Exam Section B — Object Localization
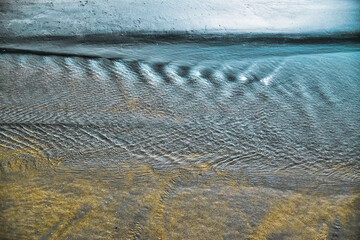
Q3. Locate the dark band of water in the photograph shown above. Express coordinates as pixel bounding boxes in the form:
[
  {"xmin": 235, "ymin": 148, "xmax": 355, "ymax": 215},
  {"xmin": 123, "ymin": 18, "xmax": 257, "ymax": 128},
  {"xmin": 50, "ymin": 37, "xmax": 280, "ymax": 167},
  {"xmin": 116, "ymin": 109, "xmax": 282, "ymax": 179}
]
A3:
[
  {"xmin": 2, "ymin": 32, "xmax": 360, "ymax": 44},
  {"xmin": 1, "ymin": 33, "xmax": 360, "ymax": 62}
]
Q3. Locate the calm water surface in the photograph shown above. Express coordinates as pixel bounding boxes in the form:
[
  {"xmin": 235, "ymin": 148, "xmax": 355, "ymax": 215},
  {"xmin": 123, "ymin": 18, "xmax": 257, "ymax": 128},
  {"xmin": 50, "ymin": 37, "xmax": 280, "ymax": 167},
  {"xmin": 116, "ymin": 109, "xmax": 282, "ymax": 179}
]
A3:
[{"xmin": 0, "ymin": 36, "xmax": 359, "ymax": 239}]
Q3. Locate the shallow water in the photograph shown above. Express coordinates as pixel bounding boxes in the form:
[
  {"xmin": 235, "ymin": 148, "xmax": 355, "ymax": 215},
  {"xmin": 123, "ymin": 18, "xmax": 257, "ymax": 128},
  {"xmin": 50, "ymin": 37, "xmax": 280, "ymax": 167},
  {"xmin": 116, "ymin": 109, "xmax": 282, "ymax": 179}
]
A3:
[{"xmin": 0, "ymin": 38, "xmax": 360, "ymax": 239}]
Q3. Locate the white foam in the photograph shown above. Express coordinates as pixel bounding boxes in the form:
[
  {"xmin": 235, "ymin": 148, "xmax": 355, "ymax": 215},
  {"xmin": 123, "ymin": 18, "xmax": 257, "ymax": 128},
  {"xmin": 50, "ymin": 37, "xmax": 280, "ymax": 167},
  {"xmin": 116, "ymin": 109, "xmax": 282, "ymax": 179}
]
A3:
[
  {"xmin": 139, "ymin": 62, "xmax": 162, "ymax": 85},
  {"xmin": 261, "ymin": 62, "xmax": 285, "ymax": 86},
  {"xmin": 164, "ymin": 64, "xmax": 185, "ymax": 85}
]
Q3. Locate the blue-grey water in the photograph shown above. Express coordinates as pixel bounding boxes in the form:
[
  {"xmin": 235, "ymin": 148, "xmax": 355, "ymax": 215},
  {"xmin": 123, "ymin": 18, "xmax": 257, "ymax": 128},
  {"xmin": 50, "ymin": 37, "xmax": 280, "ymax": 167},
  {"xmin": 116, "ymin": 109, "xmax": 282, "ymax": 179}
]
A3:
[{"xmin": 1, "ymin": 35, "xmax": 359, "ymax": 239}]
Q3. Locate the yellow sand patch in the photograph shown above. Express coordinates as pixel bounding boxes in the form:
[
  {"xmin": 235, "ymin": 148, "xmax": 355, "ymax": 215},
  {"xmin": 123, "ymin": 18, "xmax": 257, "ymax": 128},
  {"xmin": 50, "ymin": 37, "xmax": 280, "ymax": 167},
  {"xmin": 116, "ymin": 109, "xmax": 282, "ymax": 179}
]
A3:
[
  {"xmin": 0, "ymin": 172, "xmax": 117, "ymax": 239},
  {"xmin": 0, "ymin": 151, "xmax": 358, "ymax": 239},
  {"xmin": 250, "ymin": 192, "xmax": 358, "ymax": 240}
]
